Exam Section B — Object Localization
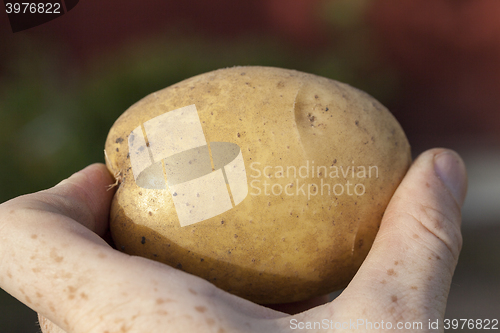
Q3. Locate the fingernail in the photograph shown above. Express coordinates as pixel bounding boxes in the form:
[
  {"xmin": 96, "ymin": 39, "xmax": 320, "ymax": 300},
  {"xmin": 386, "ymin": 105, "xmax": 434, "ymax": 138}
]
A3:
[{"xmin": 434, "ymin": 150, "xmax": 467, "ymax": 207}]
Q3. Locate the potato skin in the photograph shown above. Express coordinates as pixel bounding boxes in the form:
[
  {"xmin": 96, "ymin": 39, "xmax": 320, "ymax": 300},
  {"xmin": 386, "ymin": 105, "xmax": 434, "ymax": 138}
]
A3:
[{"xmin": 105, "ymin": 66, "xmax": 411, "ymax": 304}]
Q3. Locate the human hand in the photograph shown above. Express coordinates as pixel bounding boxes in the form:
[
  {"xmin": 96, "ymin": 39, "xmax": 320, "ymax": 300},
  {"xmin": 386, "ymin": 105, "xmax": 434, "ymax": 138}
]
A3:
[{"xmin": 0, "ymin": 148, "xmax": 466, "ymax": 333}]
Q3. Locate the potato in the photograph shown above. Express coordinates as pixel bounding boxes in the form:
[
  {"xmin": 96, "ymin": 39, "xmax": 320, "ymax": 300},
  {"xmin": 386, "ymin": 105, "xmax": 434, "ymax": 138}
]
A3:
[{"xmin": 104, "ymin": 66, "xmax": 411, "ymax": 304}]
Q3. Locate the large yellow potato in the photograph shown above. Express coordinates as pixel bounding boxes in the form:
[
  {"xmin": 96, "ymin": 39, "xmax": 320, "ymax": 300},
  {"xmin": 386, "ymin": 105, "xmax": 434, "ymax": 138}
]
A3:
[{"xmin": 104, "ymin": 66, "xmax": 411, "ymax": 304}]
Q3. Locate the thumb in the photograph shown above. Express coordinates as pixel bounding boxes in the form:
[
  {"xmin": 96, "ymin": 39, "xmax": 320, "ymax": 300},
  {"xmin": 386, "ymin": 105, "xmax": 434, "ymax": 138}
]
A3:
[
  {"xmin": 26, "ymin": 163, "xmax": 116, "ymax": 236},
  {"xmin": 0, "ymin": 164, "xmax": 117, "ymax": 332},
  {"xmin": 54, "ymin": 163, "xmax": 116, "ymax": 235},
  {"xmin": 335, "ymin": 148, "xmax": 467, "ymax": 323}
]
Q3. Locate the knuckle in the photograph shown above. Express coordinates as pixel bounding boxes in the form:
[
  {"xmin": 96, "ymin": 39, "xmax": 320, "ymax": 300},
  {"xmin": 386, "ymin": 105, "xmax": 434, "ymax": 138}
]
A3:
[{"xmin": 408, "ymin": 202, "xmax": 463, "ymax": 261}]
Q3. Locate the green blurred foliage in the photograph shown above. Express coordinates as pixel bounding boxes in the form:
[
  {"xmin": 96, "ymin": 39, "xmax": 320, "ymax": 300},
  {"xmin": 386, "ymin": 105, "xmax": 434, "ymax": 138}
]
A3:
[{"xmin": 0, "ymin": 0, "xmax": 397, "ymax": 204}]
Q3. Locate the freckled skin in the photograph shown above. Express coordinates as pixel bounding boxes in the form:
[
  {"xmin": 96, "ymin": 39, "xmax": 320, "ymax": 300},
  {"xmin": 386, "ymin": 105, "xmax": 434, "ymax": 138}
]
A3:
[
  {"xmin": 156, "ymin": 298, "xmax": 174, "ymax": 305},
  {"xmin": 0, "ymin": 146, "xmax": 465, "ymax": 332},
  {"xmin": 195, "ymin": 306, "xmax": 207, "ymax": 313},
  {"xmin": 50, "ymin": 248, "xmax": 64, "ymax": 263}
]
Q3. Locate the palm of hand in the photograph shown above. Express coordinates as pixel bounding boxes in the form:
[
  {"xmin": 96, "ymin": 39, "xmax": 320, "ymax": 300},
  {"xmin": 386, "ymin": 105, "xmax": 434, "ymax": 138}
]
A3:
[{"xmin": 0, "ymin": 148, "xmax": 466, "ymax": 333}]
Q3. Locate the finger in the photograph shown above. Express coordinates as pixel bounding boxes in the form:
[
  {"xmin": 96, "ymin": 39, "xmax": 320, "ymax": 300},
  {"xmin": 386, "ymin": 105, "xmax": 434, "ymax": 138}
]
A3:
[
  {"xmin": 38, "ymin": 314, "xmax": 67, "ymax": 333},
  {"xmin": 325, "ymin": 148, "xmax": 467, "ymax": 323},
  {"xmin": 39, "ymin": 163, "xmax": 116, "ymax": 236},
  {"xmin": 0, "ymin": 164, "xmax": 116, "ymax": 331}
]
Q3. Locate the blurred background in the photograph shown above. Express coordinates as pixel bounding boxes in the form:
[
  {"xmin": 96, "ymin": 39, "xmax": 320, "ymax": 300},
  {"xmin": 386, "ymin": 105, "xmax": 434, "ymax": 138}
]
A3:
[{"xmin": 1, "ymin": 0, "xmax": 499, "ymax": 331}]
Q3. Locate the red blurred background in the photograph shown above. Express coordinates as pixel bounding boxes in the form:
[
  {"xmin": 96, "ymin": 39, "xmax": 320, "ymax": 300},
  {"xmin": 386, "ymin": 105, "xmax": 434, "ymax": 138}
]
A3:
[{"xmin": 3, "ymin": 0, "xmax": 500, "ymax": 144}]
